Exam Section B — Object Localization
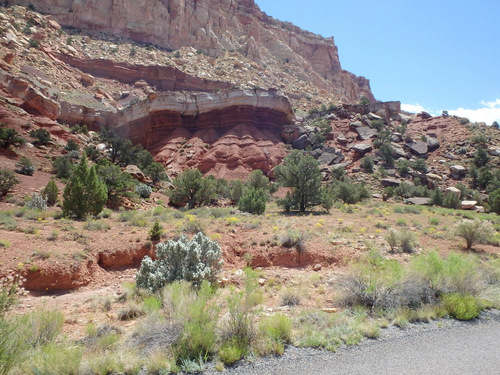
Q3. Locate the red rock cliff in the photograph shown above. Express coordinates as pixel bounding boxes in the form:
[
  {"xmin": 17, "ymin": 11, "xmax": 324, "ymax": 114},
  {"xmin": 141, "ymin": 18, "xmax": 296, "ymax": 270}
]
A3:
[{"xmin": 10, "ymin": 0, "xmax": 374, "ymax": 104}]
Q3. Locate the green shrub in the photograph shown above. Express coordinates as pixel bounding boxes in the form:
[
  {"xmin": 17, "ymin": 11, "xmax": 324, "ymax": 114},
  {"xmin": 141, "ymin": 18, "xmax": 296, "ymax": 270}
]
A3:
[
  {"xmin": 168, "ymin": 169, "xmax": 214, "ymax": 209},
  {"xmin": 84, "ymin": 145, "xmax": 100, "ymax": 161},
  {"xmin": 238, "ymin": 188, "xmax": 266, "ymax": 214},
  {"xmin": 219, "ymin": 269, "xmax": 259, "ymax": 365},
  {"xmin": 149, "ymin": 219, "xmax": 163, "ymax": 241},
  {"xmin": 145, "ymin": 162, "xmax": 169, "ymax": 186},
  {"xmin": 454, "ymin": 219, "xmax": 494, "ymax": 250},
  {"xmin": 20, "ymin": 342, "xmax": 83, "ymax": 375},
  {"xmin": 52, "ymin": 156, "xmax": 73, "ymax": 179},
  {"xmin": 64, "ymin": 139, "xmax": 79, "ymax": 152},
  {"xmin": 275, "ymin": 150, "xmax": 332, "ymax": 212},
  {"xmin": 164, "ymin": 282, "xmax": 219, "ymax": 362},
  {"xmin": 97, "ymin": 160, "xmax": 135, "ymax": 203},
  {"xmin": 0, "ymin": 127, "xmax": 23, "ymax": 148},
  {"xmin": 332, "ymin": 179, "xmax": 369, "ymax": 204},
  {"xmin": 229, "ymin": 179, "xmax": 245, "ymax": 203},
  {"xmin": 42, "ymin": 180, "xmax": 59, "ymax": 206},
  {"xmin": 429, "ymin": 188, "xmax": 444, "ymax": 206},
  {"xmin": 135, "ymin": 183, "xmax": 152, "ymax": 198},
  {"xmin": 29, "ymin": 129, "xmax": 51, "ymax": 145},
  {"xmin": 0, "ymin": 169, "xmax": 19, "ymax": 197},
  {"xmin": 378, "ymin": 144, "xmax": 394, "ymax": 167},
  {"xmin": 489, "ymin": 188, "xmax": 500, "ymax": 214},
  {"xmin": 396, "ymin": 160, "xmax": 410, "ymax": 175},
  {"xmin": 25, "ymin": 193, "xmax": 47, "ymax": 211},
  {"xmin": 412, "ymin": 158, "xmax": 428, "ymax": 173},
  {"xmin": 280, "ymin": 228, "xmax": 306, "ymax": 253},
  {"xmin": 63, "ymin": 154, "xmax": 108, "ymax": 219},
  {"xmin": 18, "ymin": 308, "xmax": 64, "ymax": 348},
  {"xmin": 443, "ymin": 293, "xmax": 480, "ymax": 320},
  {"xmin": 245, "ymin": 169, "xmax": 271, "ymax": 193},
  {"xmin": 360, "ymin": 156, "xmax": 374, "ymax": 173},
  {"xmin": 258, "ymin": 313, "xmax": 292, "ymax": 353},
  {"xmin": 443, "ymin": 192, "xmax": 460, "ymax": 209},
  {"xmin": 136, "ymin": 232, "xmax": 223, "ymax": 292},
  {"xmin": 15, "ymin": 158, "xmax": 35, "ymax": 176}
]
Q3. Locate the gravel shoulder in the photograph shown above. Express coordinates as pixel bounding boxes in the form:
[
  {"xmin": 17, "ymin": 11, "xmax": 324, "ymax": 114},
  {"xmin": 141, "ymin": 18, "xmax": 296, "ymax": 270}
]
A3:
[{"xmin": 205, "ymin": 310, "xmax": 500, "ymax": 375}]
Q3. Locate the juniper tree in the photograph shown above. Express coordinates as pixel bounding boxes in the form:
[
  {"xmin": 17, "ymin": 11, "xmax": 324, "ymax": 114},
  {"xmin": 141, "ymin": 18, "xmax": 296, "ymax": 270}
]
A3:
[{"xmin": 63, "ymin": 154, "xmax": 107, "ymax": 218}]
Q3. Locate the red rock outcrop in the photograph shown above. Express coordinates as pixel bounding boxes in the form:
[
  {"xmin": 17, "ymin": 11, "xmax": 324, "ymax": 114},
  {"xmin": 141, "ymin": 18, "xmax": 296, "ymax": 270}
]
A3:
[
  {"xmin": 0, "ymin": 68, "xmax": 60, "ymax": 119},
  {"xmin": 10, "ymin": 0, "xmax": 374, "ymax": 104},
  {"xmin": 59, "ymin": 54, "xmax": 233, "ymax": 92},
  {"xmin": 115, "ymin": 89, "xmax": 294, "ymax": 179}
]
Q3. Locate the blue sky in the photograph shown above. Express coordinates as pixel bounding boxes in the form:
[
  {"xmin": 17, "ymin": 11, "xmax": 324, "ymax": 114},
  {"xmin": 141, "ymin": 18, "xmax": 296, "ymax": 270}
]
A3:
[{"xmin": 254, "ymin": 0, "xmax": 500, "ymax": 124}]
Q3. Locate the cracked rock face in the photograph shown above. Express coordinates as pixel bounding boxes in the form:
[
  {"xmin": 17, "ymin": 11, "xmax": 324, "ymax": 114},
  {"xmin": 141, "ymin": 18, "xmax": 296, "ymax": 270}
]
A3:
[{"xmin": 9, "ymin": 0, "xmax": 374, "ymax": 104}]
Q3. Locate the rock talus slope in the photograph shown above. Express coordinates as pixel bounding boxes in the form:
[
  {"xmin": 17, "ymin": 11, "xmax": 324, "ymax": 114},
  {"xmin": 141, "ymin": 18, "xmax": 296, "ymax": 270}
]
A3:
[{"xmin": 10, "ymin": 0, "xmax": 374, "ymax": 103}]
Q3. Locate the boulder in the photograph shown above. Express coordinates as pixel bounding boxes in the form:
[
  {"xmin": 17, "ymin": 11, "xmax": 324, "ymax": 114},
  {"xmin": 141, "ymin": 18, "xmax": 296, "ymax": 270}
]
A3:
[
  {"xmin": 349, "ymin": 121, "xmax": 363, "ymax": 129},
  {"xmin": 352, "ymin": 143, "xmax": 372, "ymax": 155},
  {"xmin": 292, "ymin": 134, "xmax": 309, "ymax": 150},
  {"xmin": 445, "ymin": 186, "xmax": 461, "ymax": 198},
  {"xmin": 406, "ymin": 141, "xmax": 428, "ymax": 157},
  {"xmin": 426, "ymin": 173, "xmax": 442, "ymax": 181},
  {"xmin": 381, "ymin": 178, "xmax": 401, "ymax": 187},
  {"xmin": 391, "ymin": 143, "xmax": 407, "ymax": 158},
  {"xmin": 124, "ymin": 165, "xmax": 146, "ymax": 181},
  {"xmin": 407, "ymin": 197, "xmax": 431, "ymax": 206},
  {"xmin": 461, "ymin": 201, "xmax": 477, "ymax": 210},
  {"xmin": 450, "ymin": 165, "xmax": 466, "ymax": 180},
  {"xmin": 336, "ymin": 133, "xmax": 348, "ymax": 144},
  {"xmin": 488, "ymin": 147, "xmax": 500, "ymax": 156},
  {"xmin": 390, "ymin": 132, "xmax": 403, "ymax": 142},
  {"xmin": 318, "ymin": 151, "xmax": 344, "ymax": 166},
  {"xmin": 356, "ymin": 126, "xmax": 377, "ymax": 140},
  {"xmin": 426, "ymin": 137, "xmax": 440, "ymax": 151}
]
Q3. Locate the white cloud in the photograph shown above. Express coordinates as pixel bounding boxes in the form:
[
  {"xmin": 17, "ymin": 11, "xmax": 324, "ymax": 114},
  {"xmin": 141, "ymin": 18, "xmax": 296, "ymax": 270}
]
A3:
[
  {"xmin": 402, "ymin": 99, "xmax": 500, "ymax": 125},
  {"xmin": 448, "ymin": 99, "xmax": 500, "ymax": 125},
  {"xmin": 401, "ymin": 103, "xmax": 437, "ymax": 116}
]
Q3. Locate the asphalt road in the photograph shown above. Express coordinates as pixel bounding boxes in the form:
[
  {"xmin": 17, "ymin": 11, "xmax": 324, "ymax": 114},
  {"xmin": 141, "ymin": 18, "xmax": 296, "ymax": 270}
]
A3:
[{"xmin": 209, "ymin": 310, "xmax": 500, "ymax": 375}]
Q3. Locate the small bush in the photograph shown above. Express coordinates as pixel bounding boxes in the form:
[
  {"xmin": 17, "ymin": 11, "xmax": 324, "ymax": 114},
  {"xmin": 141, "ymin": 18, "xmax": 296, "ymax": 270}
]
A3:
[
  {"xmin": 53, "ymin": 156, "xmax": 74, "ymax": 179},
  {"xmin": 454, "ymin": 219, "xmax": 494, "ymax": 250},
  {"xmin": 386, "ymin": 229, "xmax": 417, "ymax": 253},
  {"xmin": 149, "ymin": 219, "xmax": 163, "ymax": 241},
  {"xmin": 360, "ymin": 156, "xmax": 374, "ymax": 173},
  {"xmin": 25, "ymin": 193, "xmax": 48, "ymax": 211},
  {"xmin": 29, "ymin": 129, "xmax": 51, "ymax": 145},
  {"xmin": 0, "ymin": 127, "xmax": 24, "ymax": 148},
  {"xmin": 332, "ymin": 180, "xmax": 369, "ymax": 204},
  {"xmin": 136, "ymin": 233, "xmax": 223, "ymax": 292},
  {"xmin": 18, "ymin": 308, "xmax": 64, "ymax": 348},
  {"xmin": 15, "ymin": 158, "xmax": 35, "ymax": 176},
  {"xmin": 280, "ymin": 288, "xmax": 301, "ymax": 306},
  {"xmin": 64, "ymin": 139, "xmax": 79, "ymax": 152},
  {"xmin": 443, "ymin": 293, "xmax": 480, "ymax": 320},
  {"xmin": 258, "ymin": 313, "xmax": 292, "ymax": 353},
  {"xmin": 42, "ymin": 180, "xmax": 59, "ymax": 206},
  {"xmin": 135, "ymin": 183, "xmax": 152, "ymax": 198},
  {"xmin": 280, "ymin": 228, "xmax": 306, "ymax": 253},
  {"xmin": 238, "ymin": 188, "xmax": 266, "ymax": 214},
  {"xmin": 0, "ymin": 169, "xmax": 19, "ymax": 197},
  {"xmin": 443, "ymin": 192, "xmax": 460, "ymax": 209}
]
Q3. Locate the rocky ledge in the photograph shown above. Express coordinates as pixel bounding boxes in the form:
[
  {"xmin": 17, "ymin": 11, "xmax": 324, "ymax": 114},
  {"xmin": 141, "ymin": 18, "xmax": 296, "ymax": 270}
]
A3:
[{"xmin": 114, "ymin": 89, "xmax": 294, "ymax": 179}]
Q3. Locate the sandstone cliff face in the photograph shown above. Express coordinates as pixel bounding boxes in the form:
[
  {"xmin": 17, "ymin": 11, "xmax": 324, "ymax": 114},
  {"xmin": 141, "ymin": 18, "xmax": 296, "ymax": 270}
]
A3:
[
  {"xmin": 115, "ymin": 89, "xmax": 293, "ymax": 179},
  {"xmin": 12, "ymin": 0, "xmax": 374, "ymax": 104}
]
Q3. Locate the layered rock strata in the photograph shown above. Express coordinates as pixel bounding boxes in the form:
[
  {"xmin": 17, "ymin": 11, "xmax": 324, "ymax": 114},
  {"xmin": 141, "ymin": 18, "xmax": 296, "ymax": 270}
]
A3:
[
  {"xmin": 9, "ymin": 0, "xmax": 374, "ymax": 103},
  {"xmin": 59, "ymin": 55, "xmax": 233, "ymax": 92},
  {"xmin": 114, "ymin": 89, "xmax": 294, "ymax": 179}
]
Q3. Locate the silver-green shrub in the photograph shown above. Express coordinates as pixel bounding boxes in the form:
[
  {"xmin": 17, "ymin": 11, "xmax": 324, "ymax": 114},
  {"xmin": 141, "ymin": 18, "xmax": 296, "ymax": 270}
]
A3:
[
  {"xmin": 25, "ymin": 193, "xmax": 47, "ymax": 211},
  {"xmin": 135, "ymin": 183, "xmax": 152, "ymax": 198},
  {"xmin": 136, "ymin": 232, "xmax": 223, "ymax": 292}
]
